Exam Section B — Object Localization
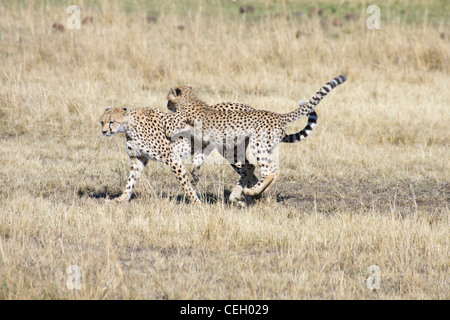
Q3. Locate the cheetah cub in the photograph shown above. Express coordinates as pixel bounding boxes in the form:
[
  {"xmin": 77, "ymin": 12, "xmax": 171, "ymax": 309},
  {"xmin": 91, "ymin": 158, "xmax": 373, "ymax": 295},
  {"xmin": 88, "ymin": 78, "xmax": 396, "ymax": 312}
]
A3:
[{"xmin": 166, "ymin": 75, "xmax": 347, "ymax": 200}]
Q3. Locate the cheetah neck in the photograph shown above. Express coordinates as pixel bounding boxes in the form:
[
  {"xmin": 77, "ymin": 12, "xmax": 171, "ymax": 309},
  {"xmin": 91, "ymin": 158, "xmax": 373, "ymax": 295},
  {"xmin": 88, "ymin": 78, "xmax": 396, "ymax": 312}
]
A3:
[
  {"xmin": 177, "ymin": 95, "xmax": 210, "ymax": 121},
  {"xmin": 183, "ymin": 95, "xmax": 208, "ymax": 108}
]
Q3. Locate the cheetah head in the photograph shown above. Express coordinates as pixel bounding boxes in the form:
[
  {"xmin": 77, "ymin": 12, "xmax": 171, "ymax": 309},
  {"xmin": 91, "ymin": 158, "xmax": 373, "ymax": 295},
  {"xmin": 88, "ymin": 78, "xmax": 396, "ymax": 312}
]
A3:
[
  {"xmin": 99, "ymin": 107, "xmax": 129, "ymax": 136},
  {"xmin": 167, "ymin": 85, "xmax": 198, "ymax": 112}
]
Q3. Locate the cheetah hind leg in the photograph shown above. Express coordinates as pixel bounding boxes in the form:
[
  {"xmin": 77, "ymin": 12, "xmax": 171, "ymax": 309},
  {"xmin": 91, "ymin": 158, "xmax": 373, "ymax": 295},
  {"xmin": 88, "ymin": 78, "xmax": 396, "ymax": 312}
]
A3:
[
  {"xmin": 229, "ymin": 163, "xmax": 258, "ymax": 204},
  {"xmin": 243, "ymin": 161, "xmax": 279, "ymax": 198},
  {"xmin": 190, "ymin": 145, "xmax": 215, "ymax": 186},
  {"xmin": 262, "ymin": 170, "xmax": 280, "ymax": 194},
  {"xmin": 241, "ymin": 168, "xmax": 260, "ymax": 205},
  {"xmin": 238, "ymin": 171, "xmax": 279, "ymax": 206},
  {"xmin": 242, "ymin": 172, "xmax": 277, "ymax": 197}
]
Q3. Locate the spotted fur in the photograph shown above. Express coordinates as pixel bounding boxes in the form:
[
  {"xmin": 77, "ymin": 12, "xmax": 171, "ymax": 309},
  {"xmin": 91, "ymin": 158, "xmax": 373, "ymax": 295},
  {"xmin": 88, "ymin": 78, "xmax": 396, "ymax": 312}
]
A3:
[
  {"xmin": 166, "ymin": 75, "xmax": 347, "ymax": 201},
  {"xmin": 99, "ymin": 107, "xmax": 202, "ymax": 205},
  {"xmin": 173, "ymin": 100, "xmax": 319, "ymax": 188}
]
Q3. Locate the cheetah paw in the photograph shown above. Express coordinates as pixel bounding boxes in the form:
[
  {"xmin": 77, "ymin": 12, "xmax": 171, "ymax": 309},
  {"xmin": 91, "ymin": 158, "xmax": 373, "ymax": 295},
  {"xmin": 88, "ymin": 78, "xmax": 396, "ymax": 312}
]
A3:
[
  {"xmin": 229, "ymin": 186, "xmax": 243, "ymax": 202},
  {"xmin": 243, "ymin": 187, "xmax": 259, "ymax": 197}
]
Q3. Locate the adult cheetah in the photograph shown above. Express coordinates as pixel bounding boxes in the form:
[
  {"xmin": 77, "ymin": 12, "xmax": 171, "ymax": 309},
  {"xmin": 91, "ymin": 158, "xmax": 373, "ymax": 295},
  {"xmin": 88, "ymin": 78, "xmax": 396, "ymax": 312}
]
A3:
[
  {"xmin": 166, "ymin": 75, "xmax": 347, "ymax": 200},
  {"xmin": 99, "ymin": 107, "xmax": 203, "ymax": 205},
  {"xmin": 180, "ymin": 101, "xmax": 320, "ymax": 191},
  {"xmin": 171, "ymin": 100, "xmax": 320, "ymax": 204}
]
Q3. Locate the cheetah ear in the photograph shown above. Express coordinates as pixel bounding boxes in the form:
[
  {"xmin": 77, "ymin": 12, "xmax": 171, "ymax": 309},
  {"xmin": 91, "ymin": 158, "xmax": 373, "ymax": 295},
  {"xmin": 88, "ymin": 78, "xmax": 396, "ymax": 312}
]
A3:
[
  {"xmin": 169, "ymin": 87, "xmax": 175, "ymax": 95},
  {"xmin": 105, "ymin": 106, "xmax": 112, "ymax": 111},
  {"xmin": 186, "ymin": 84, "xmax": 192, "ymax": 89}
]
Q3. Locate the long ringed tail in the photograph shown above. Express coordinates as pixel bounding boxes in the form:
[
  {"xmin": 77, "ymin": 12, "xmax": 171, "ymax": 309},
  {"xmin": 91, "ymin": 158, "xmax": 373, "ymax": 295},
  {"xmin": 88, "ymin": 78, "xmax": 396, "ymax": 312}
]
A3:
[
  {"xmin": 281, "ymin": 75, "xmax": 347, "ymax": 124},
  {"xmin": 282, "ymin": 109, "xmax": 318, "ymax": 143}
]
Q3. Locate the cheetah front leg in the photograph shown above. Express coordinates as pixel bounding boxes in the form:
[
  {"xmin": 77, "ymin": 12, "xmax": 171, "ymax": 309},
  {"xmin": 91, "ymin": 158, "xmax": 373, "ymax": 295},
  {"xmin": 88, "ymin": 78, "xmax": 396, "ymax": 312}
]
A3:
[
  {"xmin": 112, "ymin": 156, "xmax": 147, "ymax": 203},
  {"xmin": 165, "ymin": 155, "xmax": 202, "ymax": 206}
]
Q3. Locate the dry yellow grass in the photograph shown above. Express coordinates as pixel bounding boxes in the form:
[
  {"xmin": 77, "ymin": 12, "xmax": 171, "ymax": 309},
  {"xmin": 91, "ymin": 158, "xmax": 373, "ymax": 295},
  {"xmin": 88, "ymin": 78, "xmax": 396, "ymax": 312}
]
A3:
[{"xmin": 0, "ymin": 0, "xmax": 448, "ymax": 299}]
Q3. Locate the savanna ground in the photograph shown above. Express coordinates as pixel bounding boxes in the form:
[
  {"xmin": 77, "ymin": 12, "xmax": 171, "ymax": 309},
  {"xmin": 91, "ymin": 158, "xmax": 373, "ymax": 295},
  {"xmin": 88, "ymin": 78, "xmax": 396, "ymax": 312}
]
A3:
[{"xmin": 0, "ymin": 0, "xmax": 448, "ymax": 300}]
